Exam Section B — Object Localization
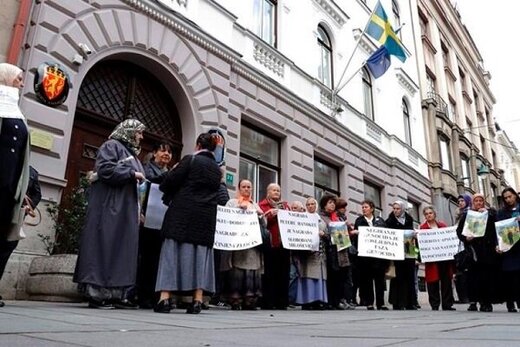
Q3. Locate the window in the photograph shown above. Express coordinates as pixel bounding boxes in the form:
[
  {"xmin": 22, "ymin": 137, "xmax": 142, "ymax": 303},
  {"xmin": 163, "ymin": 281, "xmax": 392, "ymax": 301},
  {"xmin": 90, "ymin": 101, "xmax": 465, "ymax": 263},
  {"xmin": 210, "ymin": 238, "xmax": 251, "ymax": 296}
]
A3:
[
  {"xmin": 448, "ymin": 99, "xmax": 456, "ymax": 122},
  {"xmin": 441, "ymin": 41, "xmax": 450, "ymax": 67},
  {"xmin": 408, "ymin": 201, "xmax": 420, "ymax": 228},
  {"xmin": 317, "ymin": 25, "xmax": 333, "ymax": 88},
  {"xmin": 364, "ymin": 181, "xmax": 382, "ymax": 217},
  {"xmin": 426, "ymin": 73, "xmax": 436, "ymax": 94},
  {"xmin": 392, "ymin": 0, "xmax": 401, "ymax": 39},
  {"xmin": 439, "ymin": 135, "xmax": 452, "ymax": 171},
  {"xmin": 239, "ymin": 124, "xmax": 280, "ymax": 201},
  {"xmin": 458, "ymin": 67, "xmax": 467, "ymax": 91},
  {"xmin": 402, "ymin": 98, "xmax": 412, "ymax": 146},
  {"xmin": 254, "ymin": 0, "xmax": 276, "ymax": 46},
  {"xmin": 418, "ymin": 10, "xmax": 429, "ymax": 38},
  {"xmin": 362, "ymin": 68, "xmax": 374, "ymax": 121},
  {"xmin": 314, "ymin": 158, "xmax": 340, "ymax": 201},
  {"xmin": 460, "ymin": 154, "xmax": 471, "ymax": 187}
]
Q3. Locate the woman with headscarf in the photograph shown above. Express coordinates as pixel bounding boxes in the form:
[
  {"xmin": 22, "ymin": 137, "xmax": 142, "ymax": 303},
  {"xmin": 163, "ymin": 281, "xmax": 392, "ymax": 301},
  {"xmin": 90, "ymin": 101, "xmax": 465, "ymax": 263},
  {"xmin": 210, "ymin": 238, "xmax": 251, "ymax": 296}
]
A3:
[
  {"xmin": 74, "ymin": 119, "xmax": 146, "ymax": 309},
  {"xmin": 456, "ymin": 193, "xmax": 499, "ymax": 312},
  {"xmin": 419, "ymin": 206, "xmax": 455, "ymax": 310},
  {"xmin": 496, "ymin": 187, "xmax": 520, "ymax": 312},
  {"xmin": 258, "ymin": 183, "xmax": 290, "ymax": 310},
  {"xmin": 219, "ymin": 179, "xmax": 264, "ymax": 310},
  {"xmin": 386, "ymin": 200, "xmax": 417, "ymax": 310},
  {"xmin": 154, "ymin": 133, "xmax": 222, "ymax": 314}
]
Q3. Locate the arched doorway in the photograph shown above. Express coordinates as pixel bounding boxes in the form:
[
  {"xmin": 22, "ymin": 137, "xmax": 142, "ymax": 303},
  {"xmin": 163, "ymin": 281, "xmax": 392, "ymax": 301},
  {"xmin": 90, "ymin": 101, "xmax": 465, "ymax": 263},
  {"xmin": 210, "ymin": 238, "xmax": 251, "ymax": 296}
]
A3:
[{"xmin": 64, "ymin": 60, "xmax": 183, "ymax": 197}]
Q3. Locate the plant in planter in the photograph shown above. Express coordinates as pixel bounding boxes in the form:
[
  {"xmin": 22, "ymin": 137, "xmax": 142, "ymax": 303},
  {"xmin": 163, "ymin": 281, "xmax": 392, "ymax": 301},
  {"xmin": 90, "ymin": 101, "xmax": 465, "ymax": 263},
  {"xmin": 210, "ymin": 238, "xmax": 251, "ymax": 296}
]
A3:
[{"xmin": 26, "ymin": 178, "xmax": 89, "ymax": 302}]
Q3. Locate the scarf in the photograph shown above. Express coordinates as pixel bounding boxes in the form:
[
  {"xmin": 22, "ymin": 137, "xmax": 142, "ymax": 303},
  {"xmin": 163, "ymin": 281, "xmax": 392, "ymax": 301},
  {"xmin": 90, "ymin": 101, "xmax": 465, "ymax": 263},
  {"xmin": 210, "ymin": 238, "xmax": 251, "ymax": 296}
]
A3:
[
  {"xmin": 393, "ymin": 200, "xmax": 407, "ymax": 225},
  {"xmin": 109, "ymin": 118, "xmax": 146, "ymax": 155},
  {"xmin": 0, "ymin": 85, "xmax": 24, "ymax": 120},
  {"xmin": 0, "ymin": 63, "xmax": 22, "ymax": 87}
]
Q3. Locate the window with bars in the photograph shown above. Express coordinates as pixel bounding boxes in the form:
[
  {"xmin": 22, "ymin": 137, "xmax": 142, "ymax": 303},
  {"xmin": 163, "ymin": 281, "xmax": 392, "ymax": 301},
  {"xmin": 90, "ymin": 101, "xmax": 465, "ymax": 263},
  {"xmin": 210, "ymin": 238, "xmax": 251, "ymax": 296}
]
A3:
[{"xmin": 314, "ymin": 158, "xmax": 340, "ymax": 202}]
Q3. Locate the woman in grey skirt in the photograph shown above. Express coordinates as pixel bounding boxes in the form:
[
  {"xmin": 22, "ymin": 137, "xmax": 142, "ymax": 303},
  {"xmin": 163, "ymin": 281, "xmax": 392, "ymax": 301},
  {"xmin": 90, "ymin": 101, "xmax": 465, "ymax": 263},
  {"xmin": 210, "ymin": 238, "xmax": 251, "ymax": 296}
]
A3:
[{"xmin": 155, "ymin": 133, "xmax": 222, "ymax": 314}]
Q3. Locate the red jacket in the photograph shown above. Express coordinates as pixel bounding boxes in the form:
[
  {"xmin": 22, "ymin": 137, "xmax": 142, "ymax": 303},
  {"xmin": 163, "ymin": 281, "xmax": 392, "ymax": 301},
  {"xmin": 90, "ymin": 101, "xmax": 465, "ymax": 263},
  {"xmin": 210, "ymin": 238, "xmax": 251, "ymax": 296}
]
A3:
[
  {"xmin": 419, "ymin": 220, "xmax": 455, "ymax": 283},
  {"xmin": 258, "ymin": 199, "xmax": 290, "ymax": 248}
]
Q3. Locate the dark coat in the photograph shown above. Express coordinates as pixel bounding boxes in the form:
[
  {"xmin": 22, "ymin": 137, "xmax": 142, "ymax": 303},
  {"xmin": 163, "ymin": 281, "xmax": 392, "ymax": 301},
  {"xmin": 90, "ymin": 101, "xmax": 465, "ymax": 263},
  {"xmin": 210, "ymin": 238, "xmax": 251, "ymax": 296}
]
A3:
[
  {"xmin": 456, "ymin": 209, "xmax": 499, "ymax": 265},
  {"xmin": 385, "ymin": 212, "xmax": 414, "ymax": 230},
  {"xmin": 496, "ymin": 205, "xmax": 520, "ymax": 271},
  {"xmin": 74, "ymin": 139, "xmax": 144, "ymax": 288},
  {"xmin": 160, "ymin": 151, "xmax": 221, "ymax": 247},
  {"xmin": 143, "ymin": 160, "xmax": 168, "ymax": 184}
]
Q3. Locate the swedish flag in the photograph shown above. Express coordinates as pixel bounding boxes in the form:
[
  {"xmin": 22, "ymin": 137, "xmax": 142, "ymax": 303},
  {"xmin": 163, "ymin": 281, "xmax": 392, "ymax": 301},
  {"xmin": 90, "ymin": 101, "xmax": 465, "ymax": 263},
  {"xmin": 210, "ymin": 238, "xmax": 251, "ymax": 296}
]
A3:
[{"xmin": 366, "ymin": 1, "xmax": 407, "ymax": 62}]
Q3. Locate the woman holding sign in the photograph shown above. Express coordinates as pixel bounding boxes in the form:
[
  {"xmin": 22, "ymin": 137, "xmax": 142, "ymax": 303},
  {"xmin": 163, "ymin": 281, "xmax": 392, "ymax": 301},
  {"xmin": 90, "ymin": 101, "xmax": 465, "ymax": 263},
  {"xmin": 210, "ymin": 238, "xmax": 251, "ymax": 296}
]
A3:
[
  {"xmin": 220, "ymin": 179, "xmax": 264, "ymax": 310},
  {"xmin": 456, "ymin": 193, "xmax": 499, "ymax": 312},
  {"xmin": 386, "ymin": 201, "xmax": 416, "ymax": 310},
  {"xmin": 419, "ymin": 206, "xmax": 455, "ymax": 311},
  {"xmin": 496, "ymin": 188, "xmax": 520, "ymax": 312},
  {"xmin": 258, "ymin": 183, "xmax": 290, "ymax": 310}
]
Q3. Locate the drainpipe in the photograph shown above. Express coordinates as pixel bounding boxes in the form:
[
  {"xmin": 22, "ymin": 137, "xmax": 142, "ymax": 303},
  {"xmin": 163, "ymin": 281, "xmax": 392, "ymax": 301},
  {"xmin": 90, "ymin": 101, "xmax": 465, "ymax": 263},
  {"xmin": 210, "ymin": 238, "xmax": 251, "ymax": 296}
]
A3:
[{"xmin": 6, "ymin": 0, "xmax": 32, "ymax": 64}]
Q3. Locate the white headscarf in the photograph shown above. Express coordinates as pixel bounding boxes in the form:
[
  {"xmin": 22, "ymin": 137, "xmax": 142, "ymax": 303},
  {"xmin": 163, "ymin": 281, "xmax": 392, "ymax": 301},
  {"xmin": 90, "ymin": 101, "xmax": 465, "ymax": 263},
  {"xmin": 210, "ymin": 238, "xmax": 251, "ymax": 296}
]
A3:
[
  {"xmin": 393, "ymin": 200, "xmax": 407, "ymax": 225},
  {"xmin": 0, "ymin": 63, "xmax": 24, "ymax": 120},
  {"xmin": 0, "ymin": 63, "xmax": 22, "ymax": 87}
]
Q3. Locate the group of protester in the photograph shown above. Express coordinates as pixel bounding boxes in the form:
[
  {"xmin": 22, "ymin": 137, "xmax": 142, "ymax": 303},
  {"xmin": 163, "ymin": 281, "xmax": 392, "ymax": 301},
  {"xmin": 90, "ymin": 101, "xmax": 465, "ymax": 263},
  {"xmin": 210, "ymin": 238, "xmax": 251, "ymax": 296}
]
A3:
[{"xmin": 1, "ymin": 62, "xmax": 519, "ymax": 314}]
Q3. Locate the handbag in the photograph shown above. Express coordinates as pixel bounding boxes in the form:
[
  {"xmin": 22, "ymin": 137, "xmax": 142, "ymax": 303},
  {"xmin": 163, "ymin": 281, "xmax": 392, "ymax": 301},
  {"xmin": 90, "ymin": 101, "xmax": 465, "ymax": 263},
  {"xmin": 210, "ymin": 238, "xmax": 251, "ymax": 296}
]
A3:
[
  {"xmin": 454, "ymin": 242, "xmax": 475, "ymax": 271},
  {"xmin": 258, "ymin": 219, "xmax": 271, "ymax": 251},
  {"xmin": 385, "ymin": 261, "xmax": 396, "ymax": 279}
]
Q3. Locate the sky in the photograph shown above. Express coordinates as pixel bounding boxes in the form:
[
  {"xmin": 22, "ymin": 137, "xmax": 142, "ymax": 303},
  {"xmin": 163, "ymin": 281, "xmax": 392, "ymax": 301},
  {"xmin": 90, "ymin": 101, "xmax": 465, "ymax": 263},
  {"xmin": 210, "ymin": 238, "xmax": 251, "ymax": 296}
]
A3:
[{"xmin": 454, "ymin": 1, "xmax": 520, "ymax": 147}]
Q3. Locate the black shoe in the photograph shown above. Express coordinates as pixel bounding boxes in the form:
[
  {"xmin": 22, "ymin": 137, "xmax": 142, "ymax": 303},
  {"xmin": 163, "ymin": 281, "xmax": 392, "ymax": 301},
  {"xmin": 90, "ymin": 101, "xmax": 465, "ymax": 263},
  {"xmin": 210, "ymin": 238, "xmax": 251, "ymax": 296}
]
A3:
[
  {"xmin": 467, "ymin": 303, "xmax": 478, "ymax": 311},
  {"xmin": 432, "ymin": 306, "xmax": 439, "ymax": 311},
  {"xmin": 442, "ymin": 306, "xmax": 456, "ymax": 311},
  {"xmin": 231, "ymin": 303, "xmax": 242, "ymax": 311},
  {"xmin": 367, "ymin": 305, "xmax": 375, "ymax": 310},
  {"xmin": 301, "ymin": 304, "xmax": 314, "ymax": 310},
  {"xmin": 187, "ymin": 300, "xmax": 202, "ymax": 314},
  {"xmin": 242, "ymin": 304, "xmax": 258, "ymax": 311},
  {"xmin": 393, "ymin": 305, "xmax": 404, "ymax": 310},
  {"xmin": 88, "ymin": 299, "xmax": 115, "ymax": 310},
  {"xmin": 113, "ymin": 299, "xmax": 138, "ymax": 309},
  {"xmin": 201, "ymin": 302, "xmax": 210, "ymax": 310},
  {"xmin": 377, "ymin": 306, "xmax": 389, "ymax": 311},
  {"xmin": 154, "ymin": 299, "xmax": 172, "ymax": 313},
  {"xmin": 405, "ymin": 306, "xmax": 418, "ymax": 310},
  {"xmin": 479, "ymin": 305, "xmax": 493, "ymax": 312},
  {"xmin": 508, "ymin": 307, "xmax": 518, "ymax": 313},
  {"xmin": 0, "ymin": 300, "xmax": 5, "ymax": 308}
]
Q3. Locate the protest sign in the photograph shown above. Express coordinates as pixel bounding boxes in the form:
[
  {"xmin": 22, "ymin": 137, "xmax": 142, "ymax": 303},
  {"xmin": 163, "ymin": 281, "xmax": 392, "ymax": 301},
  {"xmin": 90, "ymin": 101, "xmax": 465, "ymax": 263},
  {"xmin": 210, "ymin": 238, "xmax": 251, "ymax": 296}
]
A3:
[
  {"xmin": 143, "ymin": 183, "xmax": 168, "ymax": 230},
  {"xmin": 278, "ymin": 210, "xmax": 320, "ymax": 251},
  {"xmin": 357, "ymin": 226, "xmax": 404, "ymax": 260},
  {"xmin": 328, "ymin": 221, "xmax": 351, "ymax": 251},
  {"xmin": 213, "ymin": 206, "xmax": 262, "ymax": 250},
  {"xmin": 403, "ymin": 230, "xmax": 419, "ymax": 259},
  {"xmin": 496, "ymin": 217, "xmax": 520, "ymax": 252},
  {"xmin": 417, "ymin": 226, "xmax": 459, "ymax": 262},
  {"xmin": 462, "ymin": 210, "xmax": 488, "ymax": 237}
]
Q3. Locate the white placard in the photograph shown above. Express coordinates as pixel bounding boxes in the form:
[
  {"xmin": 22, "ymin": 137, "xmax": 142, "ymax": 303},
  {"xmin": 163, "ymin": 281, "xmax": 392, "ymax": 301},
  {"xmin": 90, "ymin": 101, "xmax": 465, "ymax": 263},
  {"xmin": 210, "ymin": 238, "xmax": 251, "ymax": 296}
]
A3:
[
  {"xmin": 417, "ymin": 226, "xmax": 459, "ymax": 262},
  {"xmin": 143, "ymin": 183, "xmax": 168, "ymax": 230},
  {"xmin": 277, "ymin": 210, "xmax": 320, "ymax": 251},
  {"xmin": 213, "ymin": 206, "xmax": 262, "ymax": 250},
  {"xmin": 358, "ymin": 226, "xmax": 405, "ymax": 260}
]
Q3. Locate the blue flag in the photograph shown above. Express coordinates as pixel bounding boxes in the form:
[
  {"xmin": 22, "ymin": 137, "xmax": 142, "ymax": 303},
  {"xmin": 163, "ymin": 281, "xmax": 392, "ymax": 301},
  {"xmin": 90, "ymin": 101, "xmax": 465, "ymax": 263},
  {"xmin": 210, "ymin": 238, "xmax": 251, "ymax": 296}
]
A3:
[
  {"xmin": 366, "ymin": 46, "xmax": 391, "ymax": 78},
  {"xmin": 366, "ymin": 1, "xmax": 407, "ymax": 62}
]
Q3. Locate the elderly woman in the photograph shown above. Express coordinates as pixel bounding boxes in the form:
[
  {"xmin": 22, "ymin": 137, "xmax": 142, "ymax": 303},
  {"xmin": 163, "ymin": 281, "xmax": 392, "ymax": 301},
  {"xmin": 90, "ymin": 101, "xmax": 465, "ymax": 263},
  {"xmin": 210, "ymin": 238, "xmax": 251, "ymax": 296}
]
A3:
[
  {"xmin": 496, "ymin": 188, "xmax": 520, "ymax": 312},
  {"xmin": 154, "ymin": 133, "xmax": 221, "ymax": 314},
  {"xmin": 293, "ymin": 197, "xmax": 328, "ymax": 310},
  {"xmin": 74, "ymin": 119, "xmax": 146, "ymax": 309},
  {"xmin": 220, "ymin": 179, "xmax": 264, "ymax": 310},
  {"xmin": 419, "ymin": 206, "xmax": 455, "ymax": 311},
  {"xmin": 457, "ymin": 193, "xmax": 499, "ymax": 312},
  {"xmin": 320, "ymin": 194, "xmax": 351, "ymax": 310},
  {"xmin": 353, "ymin": 200, "xmax": 388, "ymax": 310},
  {"xmin": 386, "ymin": 200, "xmax": 416, "ymax": 310},
  {"xmin": 258, "ymin": 183, "xmax": 290, "ymax": 310},
  {"xmin": 137, "ymin": 142, "xmax": 173, "ymax": 309}
]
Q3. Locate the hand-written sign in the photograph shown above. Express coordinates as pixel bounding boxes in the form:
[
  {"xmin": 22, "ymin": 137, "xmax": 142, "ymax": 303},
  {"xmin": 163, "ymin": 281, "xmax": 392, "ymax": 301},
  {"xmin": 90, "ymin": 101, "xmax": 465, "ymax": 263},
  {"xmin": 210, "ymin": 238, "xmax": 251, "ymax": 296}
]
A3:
[
  {"xmin": 214, "ymin": 206, "xmax": 262, "ymax": 250},
  {"xmin": 462, "ymin": 210, "xmax": 488, "ymax": 238},
  {"xmin": 277, "ymin": 210, "xmax": 320, "ymax": 251},
  {"xmin": 417, "ymin": 226, "xmax": 459, "ymax": 262},
  {"xmin": 495, "ymin": 217, "xmax": 520, "ymax": 252},
  {"xmin": 357, "ymin": 226, "xmax": 404, "ymax": 260}
]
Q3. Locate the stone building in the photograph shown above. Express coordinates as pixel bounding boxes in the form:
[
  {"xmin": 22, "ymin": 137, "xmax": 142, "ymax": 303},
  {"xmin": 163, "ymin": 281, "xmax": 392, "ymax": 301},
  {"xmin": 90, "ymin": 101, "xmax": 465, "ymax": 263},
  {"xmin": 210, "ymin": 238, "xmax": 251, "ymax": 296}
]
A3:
[{"xmin": 1, "ymin": 0, "xmax": 431, "ymax": 298}]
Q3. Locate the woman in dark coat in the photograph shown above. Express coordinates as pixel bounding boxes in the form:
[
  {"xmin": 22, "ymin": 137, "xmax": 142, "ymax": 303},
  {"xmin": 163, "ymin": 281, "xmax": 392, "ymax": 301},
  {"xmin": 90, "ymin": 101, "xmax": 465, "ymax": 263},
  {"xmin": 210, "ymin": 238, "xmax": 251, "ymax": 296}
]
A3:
[
  {"xmin": 155, "ymin": 133, "xmax": 221, "ymax": 314},
  {"xmin": 258, "ymin": 183, "xmax": 290, "ymax": 310},
  {"xmin": 137, "ymin": 142, "xmax": 173, "ymax": 309},
  {"xmin": 496, "ymin": 187, "xmax": 520, "ymax": 312},
  {"xmin": 386, "ymin": 200, "xmax": 417, "ymax": 310},
  {"xmin": 353, "ymin": 199, "xmax": 389, "ymax": 310},
  {"xmin": 457, "ymin": 193, "xmax": 499, "ymax": 312},
  {"xmin": 74, "ymin": 119, "xmax": 146, "ymax": 309}
]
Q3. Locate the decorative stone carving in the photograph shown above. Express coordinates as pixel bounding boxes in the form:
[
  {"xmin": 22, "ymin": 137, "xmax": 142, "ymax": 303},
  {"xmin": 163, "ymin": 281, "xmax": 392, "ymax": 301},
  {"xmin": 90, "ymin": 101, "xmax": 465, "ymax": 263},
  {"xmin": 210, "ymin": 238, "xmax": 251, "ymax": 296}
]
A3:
[{"xmin": 253, "ymin": 42, "xmax": 285, "ymax": 77}]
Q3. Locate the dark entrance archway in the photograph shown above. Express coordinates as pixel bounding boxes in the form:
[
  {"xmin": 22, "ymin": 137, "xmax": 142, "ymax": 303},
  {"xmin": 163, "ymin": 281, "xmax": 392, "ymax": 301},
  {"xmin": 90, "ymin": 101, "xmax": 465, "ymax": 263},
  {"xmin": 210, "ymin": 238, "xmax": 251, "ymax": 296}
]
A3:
[{"xmin": 64, "ymin": 60, "xmax": 183, "ymax": 197}]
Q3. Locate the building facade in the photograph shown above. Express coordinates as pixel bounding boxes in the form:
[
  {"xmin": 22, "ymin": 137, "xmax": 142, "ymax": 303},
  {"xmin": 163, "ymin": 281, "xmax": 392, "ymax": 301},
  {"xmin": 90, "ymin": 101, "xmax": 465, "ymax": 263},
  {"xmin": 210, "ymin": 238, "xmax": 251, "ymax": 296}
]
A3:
[
  {"xmin": 496, "ymin": 124, "xmax": 520, "ymax": 197},
  {"xmin": 1, "ymin": 0, "xmax": 432, "ymax": 298},
  {"xmin": 416, "ymin": 0, "xmax": 504, "ymax": 223}
]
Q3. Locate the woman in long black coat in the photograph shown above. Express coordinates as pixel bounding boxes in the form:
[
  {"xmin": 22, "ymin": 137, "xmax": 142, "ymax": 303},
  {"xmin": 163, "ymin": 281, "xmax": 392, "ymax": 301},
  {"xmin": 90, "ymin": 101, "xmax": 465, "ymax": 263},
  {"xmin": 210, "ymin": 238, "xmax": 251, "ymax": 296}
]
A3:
[
  {"xmin": 155, "ymin": 133, "xmax": 221, "ymax": 314},
  {"xmin": 457, "ymin": 193, "xmax": 499, "ymax": 312},
  {"xmin": 74, "ymin": 119, "xmax": 146, "ymax": 309},
  {"xmin": 386, "ymin": 200, "xmax": 416, "ymax": 310}
]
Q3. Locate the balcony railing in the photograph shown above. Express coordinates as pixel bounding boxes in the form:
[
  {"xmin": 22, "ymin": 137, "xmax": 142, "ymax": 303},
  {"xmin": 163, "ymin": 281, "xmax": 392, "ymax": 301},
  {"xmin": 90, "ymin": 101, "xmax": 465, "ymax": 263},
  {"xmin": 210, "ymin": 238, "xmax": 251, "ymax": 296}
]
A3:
[{"xmin": 426, "ymin": 91, "xmax": 448, "ymax": 117}]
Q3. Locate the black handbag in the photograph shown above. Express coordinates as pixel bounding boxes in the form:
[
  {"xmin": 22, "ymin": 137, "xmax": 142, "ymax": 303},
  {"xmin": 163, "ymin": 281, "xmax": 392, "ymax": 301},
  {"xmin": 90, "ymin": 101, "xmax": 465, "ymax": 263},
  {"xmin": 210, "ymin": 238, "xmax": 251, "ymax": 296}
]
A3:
[
  {"xmin": 454, "ymin": 243, "xmax": 475, "ymax": 271},
  {"xmin": 258, "ymin": 219, "xmax": 271, "ymax": 250}
]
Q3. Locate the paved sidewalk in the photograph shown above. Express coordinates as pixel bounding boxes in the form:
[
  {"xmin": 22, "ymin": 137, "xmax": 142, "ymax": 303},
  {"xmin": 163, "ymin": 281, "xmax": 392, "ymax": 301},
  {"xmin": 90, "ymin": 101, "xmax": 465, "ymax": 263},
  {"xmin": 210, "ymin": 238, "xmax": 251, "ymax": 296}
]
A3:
[{"xmin": 0, "ymin": 301, "xmax": 519, "ymax": 347}]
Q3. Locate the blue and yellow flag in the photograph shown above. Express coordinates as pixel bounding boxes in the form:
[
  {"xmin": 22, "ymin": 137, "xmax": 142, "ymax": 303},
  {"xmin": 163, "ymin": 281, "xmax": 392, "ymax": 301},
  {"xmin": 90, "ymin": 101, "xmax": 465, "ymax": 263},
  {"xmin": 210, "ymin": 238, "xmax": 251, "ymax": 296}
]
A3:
[{"xmin": 366, "ymin": 1, "xmax": 406, "ymax": 62}]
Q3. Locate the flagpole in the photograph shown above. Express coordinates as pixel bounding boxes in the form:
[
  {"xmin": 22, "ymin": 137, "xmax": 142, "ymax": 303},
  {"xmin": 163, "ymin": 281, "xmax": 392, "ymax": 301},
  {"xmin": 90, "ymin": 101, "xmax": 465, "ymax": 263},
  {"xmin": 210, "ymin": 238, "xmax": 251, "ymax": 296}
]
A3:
[
  {"xmin": 333, "ymin": 1, "xmax": 379, "ymax": 96},
  {"xmin": 336, "ymin": 61, "xmax": 367, "ymax": 93}
]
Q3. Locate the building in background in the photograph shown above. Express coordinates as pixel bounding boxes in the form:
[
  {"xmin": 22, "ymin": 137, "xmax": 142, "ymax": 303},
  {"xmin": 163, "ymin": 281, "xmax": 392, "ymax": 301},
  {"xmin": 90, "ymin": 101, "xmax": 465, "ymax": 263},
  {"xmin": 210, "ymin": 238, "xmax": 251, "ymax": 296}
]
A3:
[
  {"xmin": 0, "ymin": 0, "xmax": 432, "ymax": 298},
  {"xmin": 496, "ymin": 123, "xmax": 520, "ymax": 199},
  {"xmin": 415, "ymin": 0, "xmax": 505, "ymax": 223}
]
